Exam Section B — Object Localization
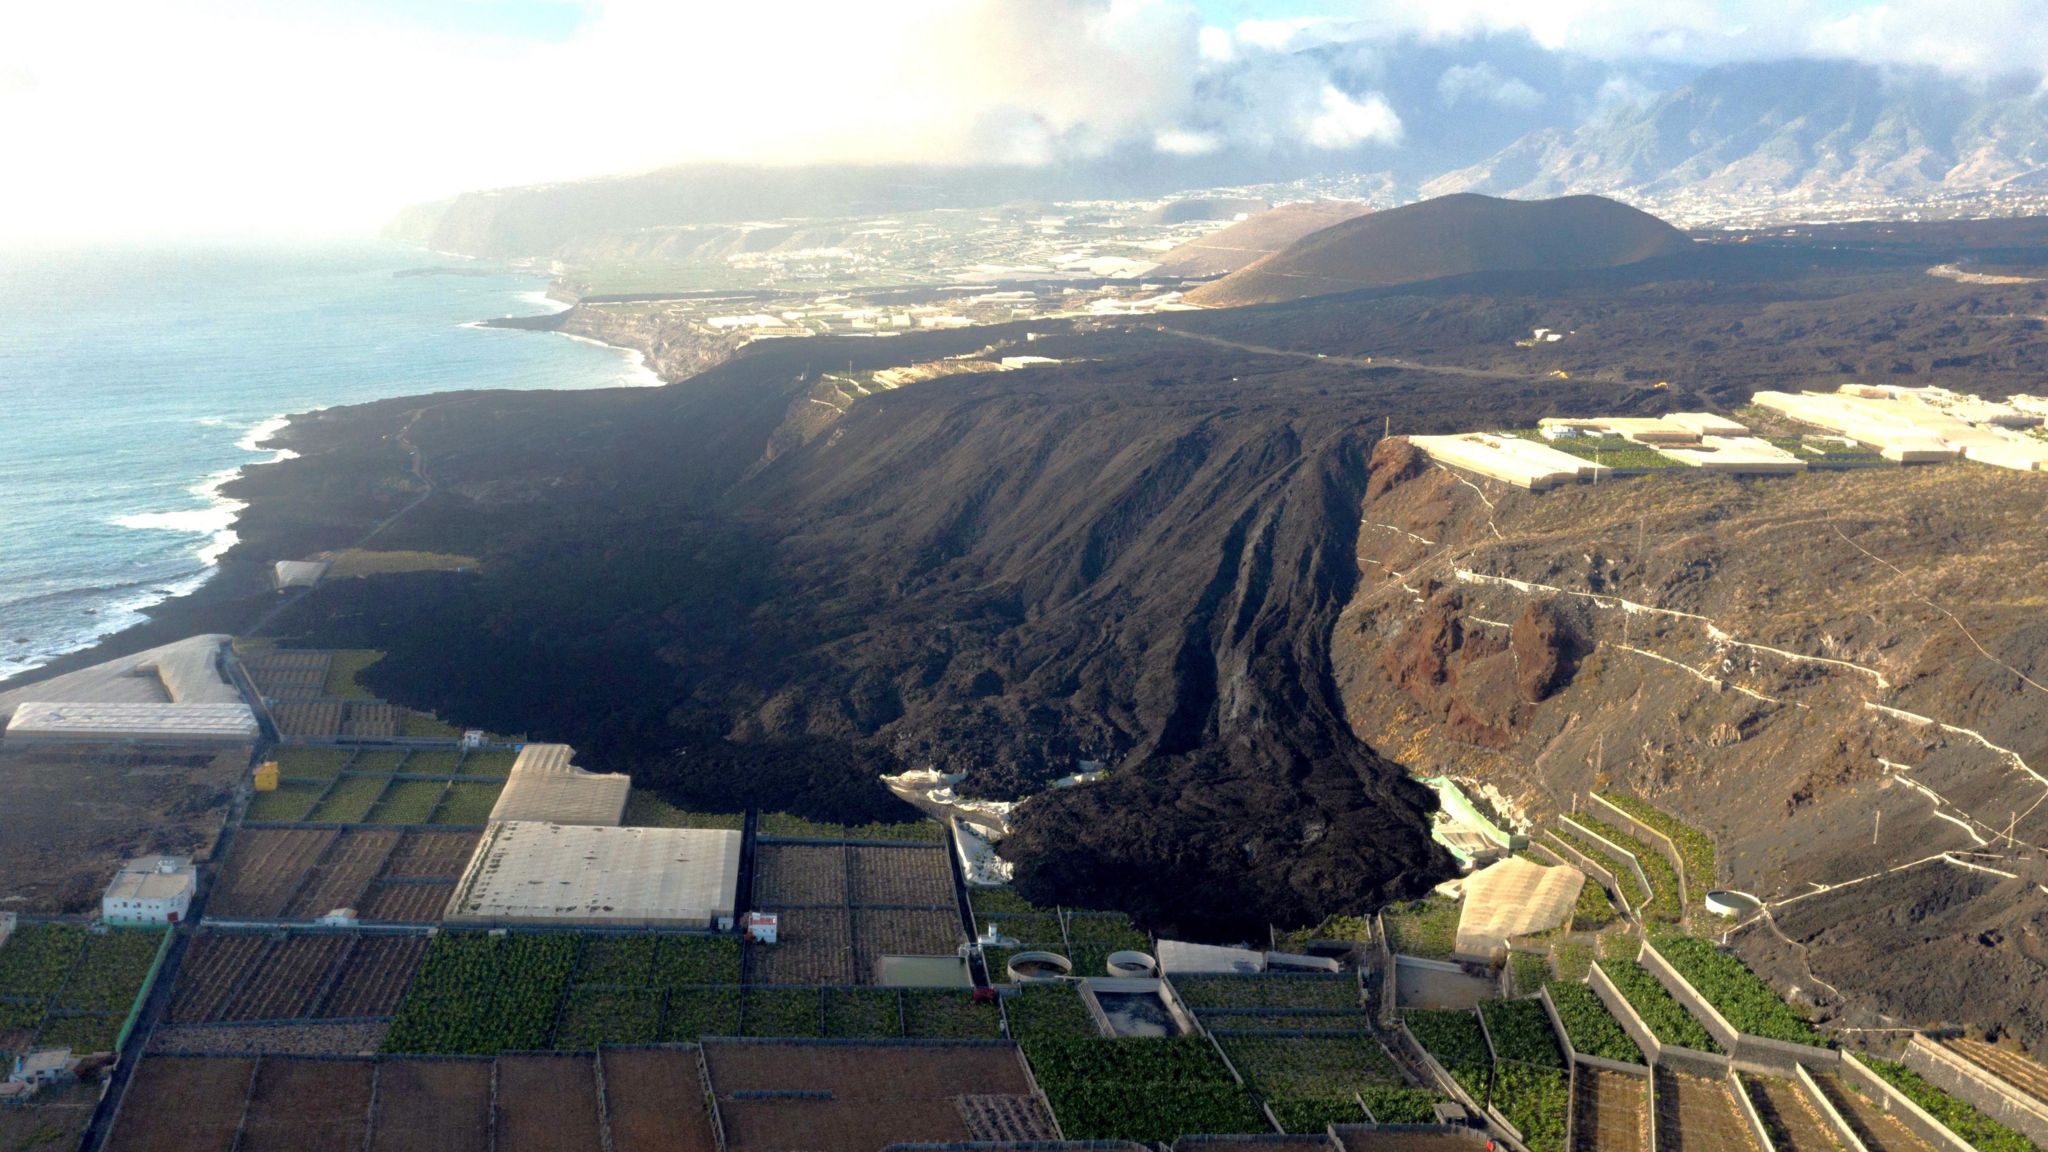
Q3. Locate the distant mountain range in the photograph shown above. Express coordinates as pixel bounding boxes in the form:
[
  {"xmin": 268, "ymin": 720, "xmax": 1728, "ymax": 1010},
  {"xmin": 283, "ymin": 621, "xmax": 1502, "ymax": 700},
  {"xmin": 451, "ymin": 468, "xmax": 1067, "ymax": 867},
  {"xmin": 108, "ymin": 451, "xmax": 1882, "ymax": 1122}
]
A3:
[
  {"xmin": 1425, "ymin": 60, "xmax": 2048, "ymax": 201},
  {"xmin": 392, "ymin": 56, "xmax": 2048, "ymax": 259}
]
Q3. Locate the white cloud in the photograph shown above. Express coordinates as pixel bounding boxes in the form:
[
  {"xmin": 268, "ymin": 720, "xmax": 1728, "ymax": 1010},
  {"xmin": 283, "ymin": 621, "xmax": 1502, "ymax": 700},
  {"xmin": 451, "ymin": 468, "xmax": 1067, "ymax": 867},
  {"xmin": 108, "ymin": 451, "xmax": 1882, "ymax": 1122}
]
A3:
[
  {"xmin": 1154, "ymin": 128, "xmax": 1225, "ymax": 155},
  {"xmin": 0, "ymin": 0, "xmax": 1419, "ymax": 243},
  {"xmin": 1437, "ymin": 62, "xmax": 1543, "ymax": 108},
  {"xmin": 1303, "ymin": 85, "xmax": 1404, "ymax": 149}
]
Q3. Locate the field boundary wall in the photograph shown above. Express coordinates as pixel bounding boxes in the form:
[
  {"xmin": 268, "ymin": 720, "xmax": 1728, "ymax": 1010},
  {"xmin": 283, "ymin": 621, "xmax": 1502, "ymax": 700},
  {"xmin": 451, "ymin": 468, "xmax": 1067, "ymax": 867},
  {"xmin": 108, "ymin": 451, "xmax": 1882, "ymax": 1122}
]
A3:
[
  {"xmin": 1588, "ymin": 796, "xmax": 1692, "ymax": 908},
  {"xmin": 1558, "ymin": 816, "xmax": 1657, "ymax": 916},
  {"xmin": 1902, "ymin": 1036, "xmax": 2048, "ymax": 1148},
  {"xmin": 1728, "ymin": 1071, "xmax": 1781, "ymax": 1152},
  {"xmin": 1794, "ymin": 1062, "xmax": 1872, "ymax": 1152},
  {"xmin": 1839, "ymin": 1052, "xmax": 1975, "ymax": 1152}
]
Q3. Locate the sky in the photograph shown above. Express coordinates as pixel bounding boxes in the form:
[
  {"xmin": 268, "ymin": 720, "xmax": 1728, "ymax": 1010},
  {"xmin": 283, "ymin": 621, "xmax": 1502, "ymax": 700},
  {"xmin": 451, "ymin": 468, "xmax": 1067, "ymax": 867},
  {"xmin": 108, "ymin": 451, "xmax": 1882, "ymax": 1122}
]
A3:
[{"xmin": 3, "ymin": 0, "xmax": 2045, "ymax": 243}]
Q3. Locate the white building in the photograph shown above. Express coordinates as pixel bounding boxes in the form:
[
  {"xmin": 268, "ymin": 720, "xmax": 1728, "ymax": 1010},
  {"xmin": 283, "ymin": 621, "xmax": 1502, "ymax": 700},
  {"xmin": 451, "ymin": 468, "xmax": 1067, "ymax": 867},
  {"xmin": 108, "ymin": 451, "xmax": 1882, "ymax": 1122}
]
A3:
[{"xmin": 102, "ymin": 856, "xmax": 197, "ymax": 924}]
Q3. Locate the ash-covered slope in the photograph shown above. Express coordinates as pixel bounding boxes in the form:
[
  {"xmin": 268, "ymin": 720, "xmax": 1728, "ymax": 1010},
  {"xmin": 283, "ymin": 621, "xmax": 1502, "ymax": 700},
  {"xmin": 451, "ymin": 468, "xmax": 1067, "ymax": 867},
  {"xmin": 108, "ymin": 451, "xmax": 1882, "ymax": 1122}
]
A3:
[
  {"xmin": 1151, "ymin": 200, "xmax": 1373, "ymax": 277},
  {"xmin": 1184, "ymin": 193, "xmax": 1688, "ymax": 308},
  {"xmin": 246, "ymin": 317, "xmax": 1679, "ymax": 934},
  {"xmin": 1338, "ymin": 441, "xmax": 2048, "ymax": 1045}
]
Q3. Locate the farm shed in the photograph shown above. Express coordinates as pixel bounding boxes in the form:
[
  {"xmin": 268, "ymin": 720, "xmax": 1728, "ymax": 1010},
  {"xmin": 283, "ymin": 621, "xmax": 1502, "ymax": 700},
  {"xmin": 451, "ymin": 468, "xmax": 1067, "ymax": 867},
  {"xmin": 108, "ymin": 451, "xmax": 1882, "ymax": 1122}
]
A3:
[
  {"xmin": 271, "ymin": 559, "xmax": 330, "ymax": 589},
  {"xmin": 488, "ymin": 743, "xmax": 631, "ymax": 826},
  {"xmin": 444, "ymin": 821, "xmax": 742, "ymax": 928}
]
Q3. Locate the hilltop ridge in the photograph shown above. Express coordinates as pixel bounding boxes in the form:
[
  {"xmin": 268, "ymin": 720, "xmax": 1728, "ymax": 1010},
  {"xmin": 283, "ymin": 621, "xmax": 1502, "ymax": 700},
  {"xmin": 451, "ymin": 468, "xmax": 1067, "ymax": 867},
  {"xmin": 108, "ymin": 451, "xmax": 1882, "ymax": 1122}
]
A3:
[{"xmin": 1183, "ymin": 193, "xmax": 1690, "ymax": 308}]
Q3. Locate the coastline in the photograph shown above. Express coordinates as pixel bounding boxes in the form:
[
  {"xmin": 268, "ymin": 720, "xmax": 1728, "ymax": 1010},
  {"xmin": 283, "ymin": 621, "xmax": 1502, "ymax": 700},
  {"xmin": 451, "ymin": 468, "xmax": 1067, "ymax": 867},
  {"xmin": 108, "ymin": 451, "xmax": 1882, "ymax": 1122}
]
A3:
[{"xmin": 0, "ymin": 268, "xmax": 667, "ymax": 691}]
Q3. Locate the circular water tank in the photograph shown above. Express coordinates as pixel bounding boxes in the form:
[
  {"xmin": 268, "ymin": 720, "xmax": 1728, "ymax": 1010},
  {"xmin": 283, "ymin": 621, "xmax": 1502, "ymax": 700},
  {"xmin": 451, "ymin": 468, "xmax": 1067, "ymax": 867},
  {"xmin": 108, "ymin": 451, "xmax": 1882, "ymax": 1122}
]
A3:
[
  {"xmin": 1704, "ymin": 890, "xmax": 1763, "ymax": 917},
  {"xmin": 1006, "ymin": 951, "xmax": 1073, "ymax": 982},
  {"xmin": 1104, "ymin": 950, "xmax": 1158, "ymax": 978}
]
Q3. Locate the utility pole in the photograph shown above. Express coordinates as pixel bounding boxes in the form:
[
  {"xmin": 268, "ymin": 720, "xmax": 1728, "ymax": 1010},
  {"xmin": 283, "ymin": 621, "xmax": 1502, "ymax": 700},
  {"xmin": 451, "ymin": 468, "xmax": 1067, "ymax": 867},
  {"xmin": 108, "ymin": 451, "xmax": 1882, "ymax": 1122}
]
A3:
[{"xmin": 1873, "ymin": 809, "xmax": 1881, "ymax": 845}]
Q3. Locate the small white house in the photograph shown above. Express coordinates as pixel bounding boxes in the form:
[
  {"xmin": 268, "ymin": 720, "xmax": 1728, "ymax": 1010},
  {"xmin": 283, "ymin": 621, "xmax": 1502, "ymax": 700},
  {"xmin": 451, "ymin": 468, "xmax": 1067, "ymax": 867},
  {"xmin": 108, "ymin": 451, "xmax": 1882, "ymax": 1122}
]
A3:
[
  {"xmin": 461, "ymin": 729, "xmax": 487, "ymax": 750},
  {"xmin": 744, "ymin": 911, "xmax": 779, "ymax": 944},
  {"xmin": 102, "ymin": 856, "xmax": 196, "ymax": 925}
]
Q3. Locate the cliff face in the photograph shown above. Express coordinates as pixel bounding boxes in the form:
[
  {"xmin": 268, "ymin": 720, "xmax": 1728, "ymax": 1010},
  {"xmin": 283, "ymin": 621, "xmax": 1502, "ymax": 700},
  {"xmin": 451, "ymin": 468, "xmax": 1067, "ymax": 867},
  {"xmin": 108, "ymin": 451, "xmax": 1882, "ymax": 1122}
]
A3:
[{"xmin": 1336, "ymin": 445, "xmax": 2048, "ymax": 1045}]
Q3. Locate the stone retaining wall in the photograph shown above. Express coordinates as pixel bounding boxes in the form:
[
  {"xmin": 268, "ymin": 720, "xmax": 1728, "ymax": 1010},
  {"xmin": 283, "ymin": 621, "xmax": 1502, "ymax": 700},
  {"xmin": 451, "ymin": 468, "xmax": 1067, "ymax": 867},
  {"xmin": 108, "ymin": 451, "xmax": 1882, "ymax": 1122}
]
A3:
[{"xmin": 1903, "ymin": 1036, "xmax": 2048, "ymax": 1148}]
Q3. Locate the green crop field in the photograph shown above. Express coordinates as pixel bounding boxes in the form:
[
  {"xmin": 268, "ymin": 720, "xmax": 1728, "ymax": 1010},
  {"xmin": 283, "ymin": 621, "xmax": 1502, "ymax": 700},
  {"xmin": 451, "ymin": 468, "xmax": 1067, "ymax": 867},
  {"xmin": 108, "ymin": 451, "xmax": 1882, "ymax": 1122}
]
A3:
[
  {"xmin": 430, "ymin": 781, "xmax": 503, "ymax": 825},
  {"xmin": 1547, "ymin": 982, "xmax": 1643, "ymax": 1064},
  {"xmin": 1599, "ymin": 794, "xmax": 1717, "ymax": 906},
  {"xmin": 382, "ymin": 932, "xmax": 577, "ymax": 1054},
  {"xmin": 307, "ymin": 776, "xmax": 388, "ymax": 823},
  {"xmin": 1862, "ymin": 1059, "xmax": 2043, "ymax": 1152},
  {"xmin": 1651, "ymin": 934, "xmax": 1821, "ymax": 1045},
  {"xmin": 903, "ymin": 989, "xmax": 1002, "ymax": 1038},
  {"xmin": 1597, "ymin": 960, "xmax": 1721, "ymax": 1052},
  {"xmin": 1405, "ymin": 1009, "xmax": 1491, "ymax": 1102},
  {"xmin": 274, "ymin": 748, "xmax": 353, "ymax": 779},
  {"xmin": 365, "ymin": 780, "xmax": 448, "ymax": 825},
  {"xmin": 246, "ymin": 781, "xmax": 324, "ymax": 822},
  {"xmin": 757, "ymin": 812, "xmax": 945, "ymax": 843},
  {"xmin": 1004, "ymin": 983, "xmax": 1099, "ymax": 1042},
  {"xmin": 1383, "ymin": 897, "xmax": 1461, "ymax": 959},
  {"xmin": 1574, "ymin": 817, "xmax": 1682, "ymax": 922},
  {"xmin": 1024, "ymin": 1036, "xmax": 1267, "ymax": 1141}
]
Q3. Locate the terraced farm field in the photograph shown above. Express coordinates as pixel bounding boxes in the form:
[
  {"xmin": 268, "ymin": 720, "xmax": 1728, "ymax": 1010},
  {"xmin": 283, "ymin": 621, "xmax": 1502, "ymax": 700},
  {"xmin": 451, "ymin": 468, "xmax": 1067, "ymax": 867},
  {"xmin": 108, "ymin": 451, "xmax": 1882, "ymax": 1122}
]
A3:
[
  {"xmin": 382, "ymin": 829, "xmax": 480, "ymax": 879},
  {"xmin": 745, "ymin": 907, "xmax": 855, "ymax": 985},
  {"xmin": 284, "ymin": 829, "xmax": 399, "ymax": 918},
  {"xmin": 1742, "ymin": 1075, "xmax": 1844, "ymax": 1152},
  {"xmin": 361, "ymin": 883, "xmax": 454, "ymax": 923},
  {"xmin": 219, "ymin": 934, "xmax": 349, "ymax": 1021},
  {"xmin": 238, "ymin": 1056, "xmax": 375, "ymax": 1152},
  {"xmin": 1945, "ymin": 1039, "xmax": 2048, "ymax": 1108},
  {"xmin": 212, "ymin": 829, "xmax": 337, "ymax": 918},
  {"xmin": 497, "ymin": 1053, "xmax": 604, "ymax": 1152},
  {"xmin": 170, "ymin": 933, "xmax": 271, "ymax": 1024},
  {"xmin": 367, "ymin": 1058, "xmax": 493, "ymax": 1152},
  {"xmin": 603, "ymin": 1047, "xmax": 720, "ymax": 1152},
  {"xmin": 1655, "ymin": 1069, "xmax": 1761, "ymax": 1152},
  {"xmin": 106, "ymin": 1054, "xmax": 256, "ymax": 1152},
  {"xmin": 1575, "ymin": 1067, "xmax": 1650, "ymax": 1152},
  {"xmin": 847, "ymin": 845, "xmax": 955, "ymax": 905},
  {"xmin": 1808, "ymin": 1074, "xmax": 1939, "ymax": 1152},
  {"xmin": 753, "ymin": 843, "xmax": 848, "ymax": 905},
  {"xmin": 320, "ymin": 935, "xmax": 428, "ymax": 1018}
]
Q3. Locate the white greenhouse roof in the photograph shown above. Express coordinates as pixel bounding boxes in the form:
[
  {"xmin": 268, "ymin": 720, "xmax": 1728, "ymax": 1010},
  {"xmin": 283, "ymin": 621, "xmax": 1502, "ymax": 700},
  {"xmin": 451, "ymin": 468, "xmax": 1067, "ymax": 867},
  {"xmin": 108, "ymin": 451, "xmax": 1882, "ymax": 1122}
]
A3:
[
  {"xmin": 445, "ymin": 821, "xmax": 742, "ymax": 927},
  {"xmin": 6, "ymin": 701, "xmax": 258, "ymax": 745},
  {"xmin": 488, "ymin": 742, "xmax": 631, "ymax": 826},
  {"xmin": 1454, "ymin": 855, "xmax": 1584, "ymax": 957},
  {"xmin": 0, "ymin": 635, "xmax": 243, "ymax": 721}
]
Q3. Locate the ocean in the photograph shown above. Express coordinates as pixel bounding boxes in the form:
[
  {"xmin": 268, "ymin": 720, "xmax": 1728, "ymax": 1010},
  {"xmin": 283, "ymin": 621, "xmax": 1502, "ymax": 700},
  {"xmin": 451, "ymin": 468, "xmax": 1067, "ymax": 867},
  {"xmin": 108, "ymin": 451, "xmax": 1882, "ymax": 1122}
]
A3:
[{"xmin": 0, "ymin": 242, "xmax": 659, "ymax": 681}]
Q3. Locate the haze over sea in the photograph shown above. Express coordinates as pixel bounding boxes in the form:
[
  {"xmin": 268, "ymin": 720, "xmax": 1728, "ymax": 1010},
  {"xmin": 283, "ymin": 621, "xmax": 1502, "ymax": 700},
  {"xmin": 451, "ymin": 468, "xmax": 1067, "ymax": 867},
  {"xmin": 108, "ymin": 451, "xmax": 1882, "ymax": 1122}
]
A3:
[{"xmin": 0, "ymin": 243, "xmax": 657, "ymax": 681}]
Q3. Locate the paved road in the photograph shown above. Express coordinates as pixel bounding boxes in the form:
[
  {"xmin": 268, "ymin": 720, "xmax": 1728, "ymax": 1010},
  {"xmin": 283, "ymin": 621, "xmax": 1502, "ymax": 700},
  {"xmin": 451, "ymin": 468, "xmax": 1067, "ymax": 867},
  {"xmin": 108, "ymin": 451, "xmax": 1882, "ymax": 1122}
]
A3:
[
  {"xmin": 240, "ymin": 404, "xmax": 439, "ymax": 639},
  {"xmin": 1139, "ymin": 323, "xmax": 1544, "ymax": 383}
]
